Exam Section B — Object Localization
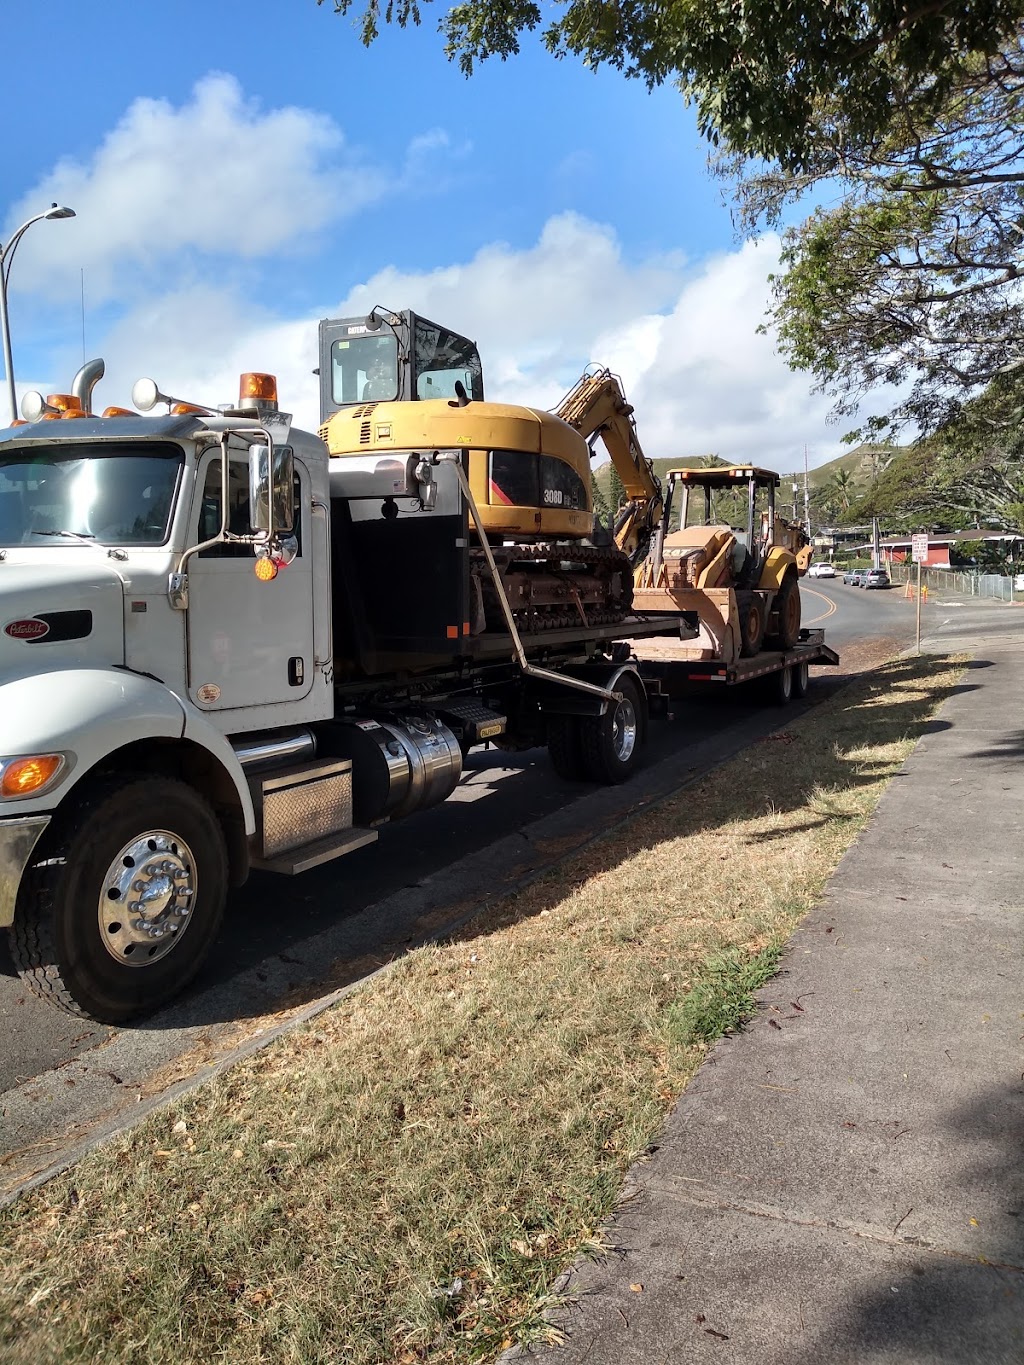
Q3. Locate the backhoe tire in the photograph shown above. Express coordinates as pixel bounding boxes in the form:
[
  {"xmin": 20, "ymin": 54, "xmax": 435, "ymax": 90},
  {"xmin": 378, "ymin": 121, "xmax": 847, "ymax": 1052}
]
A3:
[
  {"xmin": 10, "ymin": 775, "xmax": 228, "ymax": 1024},
  {"xmin": 579, "ymin": 673, "xmax": 646, "ymax": 784},
  {"xmin": 736, "ymin": 592, "xmax": 766, "ymax": 658},
  {"xmin": 547, "ymin": 716, "xmax": 588, "ymax": 781},
  {"xmin": 766, "ymin": 574, "xmax": 801, "ymax": 650}
]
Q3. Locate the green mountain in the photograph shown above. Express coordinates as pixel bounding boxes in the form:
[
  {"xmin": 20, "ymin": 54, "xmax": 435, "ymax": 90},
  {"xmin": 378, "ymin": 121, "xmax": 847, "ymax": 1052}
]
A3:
[{"xmin": 593, "ymin": 443, "xmax": 898, "ymax": 524}]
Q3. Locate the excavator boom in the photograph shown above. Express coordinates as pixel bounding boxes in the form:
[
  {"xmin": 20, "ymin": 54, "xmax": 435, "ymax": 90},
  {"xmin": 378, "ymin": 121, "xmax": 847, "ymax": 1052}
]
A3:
[{"xmin": 555, "ymin": 368, "xmax": 663, "ymax": 563}]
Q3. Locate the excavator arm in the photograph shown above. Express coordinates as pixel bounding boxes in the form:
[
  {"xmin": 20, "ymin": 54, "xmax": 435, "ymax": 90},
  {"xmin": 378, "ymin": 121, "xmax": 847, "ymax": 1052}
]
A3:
[{"xmin": 555, "ymin": 368, "xmax": 663, "ymax": 564}]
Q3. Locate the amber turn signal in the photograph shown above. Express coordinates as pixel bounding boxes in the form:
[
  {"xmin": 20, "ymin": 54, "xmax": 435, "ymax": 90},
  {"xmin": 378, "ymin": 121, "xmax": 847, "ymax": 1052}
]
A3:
[
  {"xmin": 1, "ymin": 754, "xmax": 64, "ymax": 798},
  {"xmin": 253, "ymin": 555, "xmax": 278, "ymax": 582}
]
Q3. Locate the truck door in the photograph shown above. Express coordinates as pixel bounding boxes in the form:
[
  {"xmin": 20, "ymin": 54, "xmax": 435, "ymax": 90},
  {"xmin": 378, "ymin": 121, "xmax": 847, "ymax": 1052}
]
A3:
[{"xmin": 185, "ymin": 449, "xmax": 315, "ymax": 711}]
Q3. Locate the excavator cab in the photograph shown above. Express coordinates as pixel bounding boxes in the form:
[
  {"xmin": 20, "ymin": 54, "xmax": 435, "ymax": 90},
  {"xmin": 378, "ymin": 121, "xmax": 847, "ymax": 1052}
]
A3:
[{"xmin": 317, "ymin": 309, "xmax": 484, "ymax": 423}]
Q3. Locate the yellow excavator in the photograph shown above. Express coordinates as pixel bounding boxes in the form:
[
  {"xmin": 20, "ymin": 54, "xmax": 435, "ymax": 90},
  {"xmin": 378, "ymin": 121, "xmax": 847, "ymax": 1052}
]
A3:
[
  {"xmin": 319, "ymin": 310, "xmax": 663, "ymax": 632},
  {"xmin": 633, "ymin": 465, "xmax": 812, "ymax": 663}
]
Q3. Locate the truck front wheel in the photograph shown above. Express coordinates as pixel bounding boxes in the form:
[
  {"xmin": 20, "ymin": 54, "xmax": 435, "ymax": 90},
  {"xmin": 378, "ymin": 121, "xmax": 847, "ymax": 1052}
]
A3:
[{"xmin": 11, "ymin": 776, "xmax": 228, "ymax": 1023}]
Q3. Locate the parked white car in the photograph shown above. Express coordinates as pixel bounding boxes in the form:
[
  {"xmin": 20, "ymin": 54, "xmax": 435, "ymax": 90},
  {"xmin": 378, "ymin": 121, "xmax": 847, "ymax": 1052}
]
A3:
[{"xmin": 807, "ymin": 562, "xmax": 837, "ymax": 578}]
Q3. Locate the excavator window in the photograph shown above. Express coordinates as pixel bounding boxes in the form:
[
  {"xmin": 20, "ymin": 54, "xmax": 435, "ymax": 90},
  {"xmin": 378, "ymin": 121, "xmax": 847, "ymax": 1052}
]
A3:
[
  {"xmin": 413, "ymin": 319, "xmax": 483, "ymax": 402},
  {"xmin": 331, "ymin": 335, "xmax": 399, "ymax": 405},
  {"xmin": 488, "ymin": 450, "xmax": 588, "ymax": 511}
]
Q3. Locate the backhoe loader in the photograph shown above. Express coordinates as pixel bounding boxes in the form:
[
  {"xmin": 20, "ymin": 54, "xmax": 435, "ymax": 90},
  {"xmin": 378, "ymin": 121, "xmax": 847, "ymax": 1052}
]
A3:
[{"xmin": 633, "ymin": 465, "xmax": 812, "ymax": 665}]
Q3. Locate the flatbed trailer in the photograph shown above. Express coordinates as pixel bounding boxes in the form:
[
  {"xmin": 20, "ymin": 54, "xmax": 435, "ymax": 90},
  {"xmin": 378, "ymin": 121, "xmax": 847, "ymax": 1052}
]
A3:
[{"xmin": 633, "ymin": 628, "xmax": 839, "ymax": 705}]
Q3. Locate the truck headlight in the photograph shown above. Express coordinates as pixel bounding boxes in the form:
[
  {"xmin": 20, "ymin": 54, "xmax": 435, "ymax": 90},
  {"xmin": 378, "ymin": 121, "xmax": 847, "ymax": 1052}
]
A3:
[{"xmin": 0, "ymin": 754, "xmax": 66, "ymax": 799}]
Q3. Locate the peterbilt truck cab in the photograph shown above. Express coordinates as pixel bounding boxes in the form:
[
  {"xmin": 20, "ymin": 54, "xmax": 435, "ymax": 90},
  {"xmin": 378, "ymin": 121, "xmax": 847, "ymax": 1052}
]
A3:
[{"xmin": 0, "ymin": 363, "xmax": 347, "ymax": 1021}]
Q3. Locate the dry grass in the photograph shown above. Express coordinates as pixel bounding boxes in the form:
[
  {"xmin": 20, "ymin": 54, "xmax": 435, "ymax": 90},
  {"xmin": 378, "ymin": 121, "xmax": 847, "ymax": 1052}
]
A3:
[{"xmin": 0, "ymin": 656, "xmax": 963, "ymax": 1365}]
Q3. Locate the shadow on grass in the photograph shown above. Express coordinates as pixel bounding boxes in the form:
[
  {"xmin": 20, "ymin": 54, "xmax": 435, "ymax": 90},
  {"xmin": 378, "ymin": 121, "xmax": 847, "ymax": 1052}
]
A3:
[
  {"xmin": 2, "ymin": 654, "xmax": 963, "ymax": 1043},
  {"xmin": 324, "ymin": 652, "xmax": 966, "ymax": 990}
]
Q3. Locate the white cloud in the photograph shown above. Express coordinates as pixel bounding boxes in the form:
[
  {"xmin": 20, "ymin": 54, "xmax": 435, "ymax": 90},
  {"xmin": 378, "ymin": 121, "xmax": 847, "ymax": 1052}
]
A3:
[
  {"xmin": 4, "ymin": 74, "xmax": 383, "ymax": 302},
  {"xmin": 41, "ymin": 214, "xmax": 894, "ymax": 472}
]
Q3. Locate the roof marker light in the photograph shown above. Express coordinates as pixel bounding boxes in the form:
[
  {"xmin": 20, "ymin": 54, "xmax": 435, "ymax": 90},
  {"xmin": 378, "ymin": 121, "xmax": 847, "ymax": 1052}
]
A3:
[{"xmin": 46, "ymin": 393, "xmax": 83, "ymax": 413}]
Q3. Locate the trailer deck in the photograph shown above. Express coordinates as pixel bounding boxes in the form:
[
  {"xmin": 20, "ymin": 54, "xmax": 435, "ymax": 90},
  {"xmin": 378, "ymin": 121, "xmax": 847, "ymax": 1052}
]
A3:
[{"xmin": 633, "ymin": 628, "xmax": 839, "ymax": 695}]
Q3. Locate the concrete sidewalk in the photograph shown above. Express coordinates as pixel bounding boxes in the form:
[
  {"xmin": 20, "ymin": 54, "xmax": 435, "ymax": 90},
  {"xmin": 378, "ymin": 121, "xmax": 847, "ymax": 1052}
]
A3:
[{"xmin": 521, "ymin": 638, "xmax": 1024, "ymax": 1363}]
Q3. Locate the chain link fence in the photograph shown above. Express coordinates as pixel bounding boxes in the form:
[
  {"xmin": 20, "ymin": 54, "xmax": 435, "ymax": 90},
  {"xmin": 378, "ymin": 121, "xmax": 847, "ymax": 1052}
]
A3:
[{"xmin": 888, "ymin": 563, "xmax": 1022, "ymax": 602}]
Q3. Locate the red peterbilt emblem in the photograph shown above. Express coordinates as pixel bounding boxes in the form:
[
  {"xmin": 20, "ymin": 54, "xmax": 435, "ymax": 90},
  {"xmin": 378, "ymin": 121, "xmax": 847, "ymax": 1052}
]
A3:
[{"xmin": 4, "ymin": 618, "xmax": 50, "ymax": 641}]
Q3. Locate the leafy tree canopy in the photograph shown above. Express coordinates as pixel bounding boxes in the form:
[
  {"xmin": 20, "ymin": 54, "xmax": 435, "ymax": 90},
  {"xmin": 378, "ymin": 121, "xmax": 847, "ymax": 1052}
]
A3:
[
  {"xmin": 729, "ymin": 30, "xmax": 1024, "ymax": 441},
  {"xmin": 851, "ymin": 381, "xmax": 1024, "ymax": 530},
  {"xmin": 321, "ymin": 0, "xmax": 1024, "ymax": 170}
]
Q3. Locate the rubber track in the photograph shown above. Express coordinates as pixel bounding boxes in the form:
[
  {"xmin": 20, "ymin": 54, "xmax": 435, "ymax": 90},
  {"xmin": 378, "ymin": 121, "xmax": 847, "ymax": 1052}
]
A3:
[{"xmin": 477, "ymin": 543, "xmax": 634, "ymax": 631}]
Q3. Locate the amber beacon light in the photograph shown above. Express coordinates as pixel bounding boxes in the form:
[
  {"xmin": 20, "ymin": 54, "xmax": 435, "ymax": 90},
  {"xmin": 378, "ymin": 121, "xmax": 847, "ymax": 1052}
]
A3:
[{"xmin": 239, "ymin": 373, "xmax": 278, "ymax": 407}]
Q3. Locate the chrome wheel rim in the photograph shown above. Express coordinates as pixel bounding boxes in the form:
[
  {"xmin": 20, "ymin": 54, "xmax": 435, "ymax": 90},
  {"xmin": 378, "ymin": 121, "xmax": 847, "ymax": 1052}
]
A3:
[
  {"xmin": 613, "ymin": 699, "xmax": 637, "ymax": 761},
  {"xmin": 98, "ymin": 830, "xmax": 197, "ymax": 966}
]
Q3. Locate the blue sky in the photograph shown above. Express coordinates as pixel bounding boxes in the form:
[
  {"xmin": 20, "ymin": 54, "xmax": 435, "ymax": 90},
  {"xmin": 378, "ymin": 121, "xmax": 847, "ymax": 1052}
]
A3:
[{"xmin": 1, "ymin": 0, "xmax": 877, "ymax": 468}]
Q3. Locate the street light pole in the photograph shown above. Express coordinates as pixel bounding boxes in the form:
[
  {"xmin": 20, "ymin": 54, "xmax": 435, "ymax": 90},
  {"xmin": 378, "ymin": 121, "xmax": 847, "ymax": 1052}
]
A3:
[{"xmin": 0, "ymin": 203, "xmax": 76, "ymax": 422}]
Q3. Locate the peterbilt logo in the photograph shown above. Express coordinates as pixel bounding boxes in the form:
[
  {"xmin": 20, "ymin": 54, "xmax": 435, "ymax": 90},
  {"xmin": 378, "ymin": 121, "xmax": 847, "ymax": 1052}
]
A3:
[{"xmin": 4, "ymin": 618, "xmax": 50, "ymax": 641}]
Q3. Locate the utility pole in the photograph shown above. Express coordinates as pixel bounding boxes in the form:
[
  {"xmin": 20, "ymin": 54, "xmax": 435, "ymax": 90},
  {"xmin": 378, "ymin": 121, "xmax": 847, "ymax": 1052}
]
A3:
[
  {"xmin": 803, "ymin": 445, "xmax": 811, "ymax": 538},
  {"xmin": 872, "ymin": 516, "xmax": 881, "ymax": 569}
]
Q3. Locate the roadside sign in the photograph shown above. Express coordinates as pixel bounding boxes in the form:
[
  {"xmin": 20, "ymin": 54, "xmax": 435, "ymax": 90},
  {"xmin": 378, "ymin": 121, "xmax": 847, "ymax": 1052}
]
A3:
[{"xmin": 911, "ymin": 533, "xmax": 929, "ymax": 563}]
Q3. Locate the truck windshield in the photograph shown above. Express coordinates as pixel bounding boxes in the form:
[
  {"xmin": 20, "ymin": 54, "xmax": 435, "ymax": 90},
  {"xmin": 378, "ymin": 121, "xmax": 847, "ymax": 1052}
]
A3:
[
  {"xmin": 331, "ymin": 334, "xmax": 399, "ymax": 405},
  {"xmin": 0, "ymin": 444, "xmax": 183, "ymax": 547}
]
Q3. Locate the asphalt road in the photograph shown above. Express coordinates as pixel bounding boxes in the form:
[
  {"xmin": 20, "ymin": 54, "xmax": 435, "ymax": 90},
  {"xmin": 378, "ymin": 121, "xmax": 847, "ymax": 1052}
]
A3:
[{"xmin": 0, "ymin": 582, "xmax": 918, "ymax": 1190}]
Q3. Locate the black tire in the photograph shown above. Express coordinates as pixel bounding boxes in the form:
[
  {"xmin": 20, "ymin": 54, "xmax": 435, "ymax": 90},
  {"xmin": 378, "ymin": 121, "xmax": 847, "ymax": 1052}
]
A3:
[
  {"xmin": 766, "ymin": 665, "xmax": 794, "ymax": 706},
  {"xmin": 792, "ymin": 660, "xmax": 810, "ymax": 698},
  {"xmin": 547, "ymin": 715, "xmax": 588, "ymax": 781},
  {"xmin": 10, "ymin": 775, "xmax": 228, "ymax": 1023},
  {"xmin": 766, "ymin": 574, "xmax": 801, "ymax": 649},
  {"xmin": 579, "ymin": 673, "xmax": 647, "ymax": 784},
  {"xmin": 736, "ymin": 591, "xmax": 766, "ymax": 658}
]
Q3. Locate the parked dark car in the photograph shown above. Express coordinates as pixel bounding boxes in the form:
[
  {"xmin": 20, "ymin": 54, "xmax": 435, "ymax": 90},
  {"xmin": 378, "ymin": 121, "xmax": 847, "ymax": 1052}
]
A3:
[{"xmin": 863, "ymin": 568, "xmax": 891, "ymax": 589}]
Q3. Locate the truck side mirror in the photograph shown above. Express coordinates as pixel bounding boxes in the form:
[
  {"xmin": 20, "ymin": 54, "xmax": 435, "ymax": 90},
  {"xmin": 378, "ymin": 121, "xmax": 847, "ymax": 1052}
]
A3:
[{"xmin": 249, "ymin": 442, "xmax": 295, "ymax": 535}]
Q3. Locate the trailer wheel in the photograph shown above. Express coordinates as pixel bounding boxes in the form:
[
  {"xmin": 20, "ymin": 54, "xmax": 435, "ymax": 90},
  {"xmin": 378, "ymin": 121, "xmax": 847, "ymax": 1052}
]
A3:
[
  {"xmin": 766, "ymin": 574, "xmax": 801, "ymax": 650},
  {"xmin": 766, "ymin": 665, "xmax": 794, "ymax": 706},
  {"xmin": 736, "ymin": 592, "xmax": 765, "ymax": 658},
  {"xmin": 792, "ymin": 660, "xmax": 810, "ymax": 698},
  {"xmin": 10, "ymin": 776, "xmax": 228, "ymax": 1023},
  {"xmin": 579, "ymin": 673, "xmax": 646, "ymax": 784},
  {"xmin": 547, "ymin": 716, "xmax": 588, "ymax": 781}
]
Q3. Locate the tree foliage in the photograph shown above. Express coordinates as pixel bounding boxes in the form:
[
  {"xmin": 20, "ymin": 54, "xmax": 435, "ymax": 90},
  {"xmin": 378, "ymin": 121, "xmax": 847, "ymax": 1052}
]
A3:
[
  {"xmin": 851, "ymin": 382, "xmax": 1024, "ymax": 530},
  {"xmin": 728, "ymin": 28, "xmax": 1024, "ymax": 440},
  {"xmin": 321, "ymin": 0, "xmax": 1024, "ymax": 170}
]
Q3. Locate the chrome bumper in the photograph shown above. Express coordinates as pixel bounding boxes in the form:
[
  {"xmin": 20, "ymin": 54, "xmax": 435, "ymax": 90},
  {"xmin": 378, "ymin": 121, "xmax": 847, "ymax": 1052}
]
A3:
[{"xmin": 0, "ymin": 815, "xmax": 51, "ymax": 927}]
